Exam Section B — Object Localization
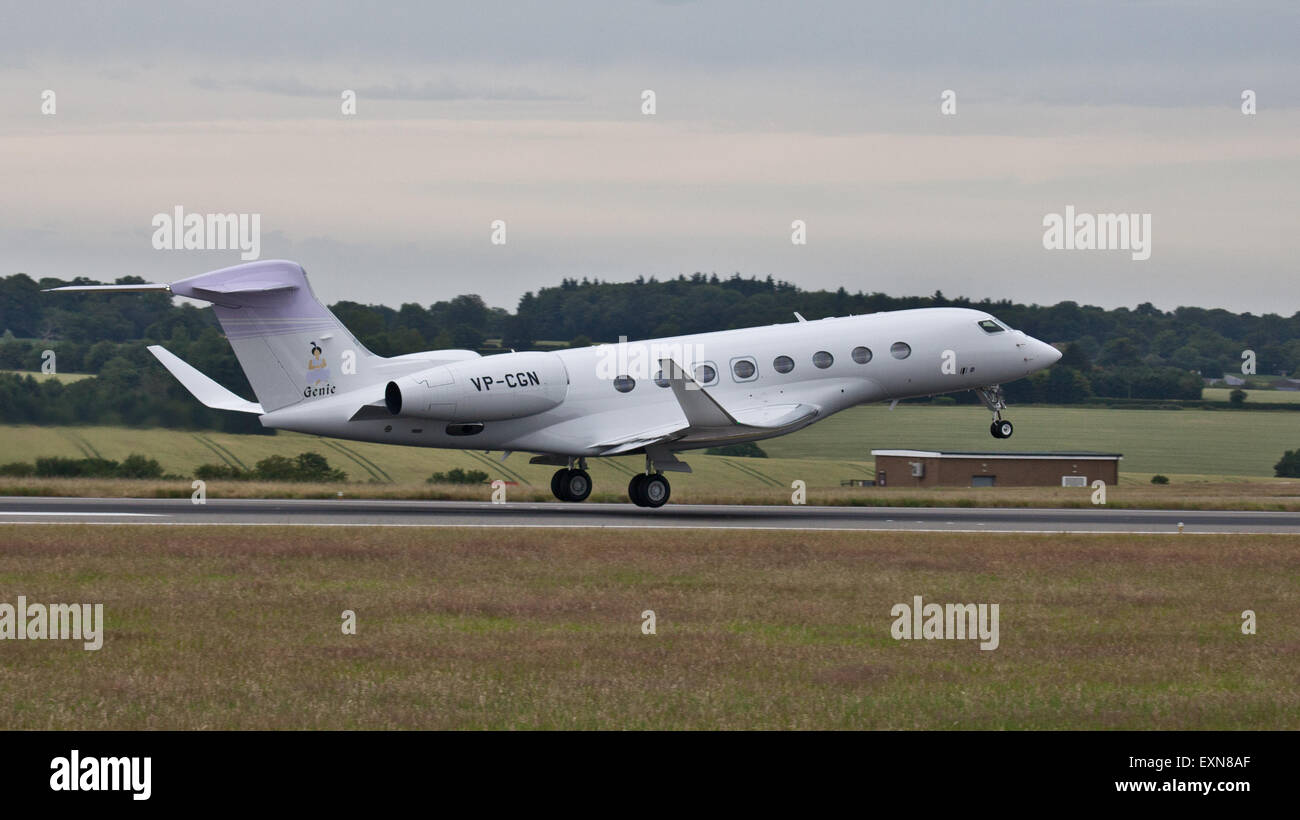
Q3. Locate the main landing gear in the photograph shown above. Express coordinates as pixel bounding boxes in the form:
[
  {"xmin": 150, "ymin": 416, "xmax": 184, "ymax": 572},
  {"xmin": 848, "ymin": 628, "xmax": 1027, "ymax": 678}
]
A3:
[
  {"xmin": 628, "ymin": 472, "xmax": 670, "ymax": 508},
  {"xmin": 548, "ymin": 455, "xmax": 673, "ymax": 507},
  {"xmin": 976, "ymin": 385, "xmax": 1014, "ymax": 439},
  {"xmin": 550, "ymin": 458, "xmax": 592, "ymax": 502}
]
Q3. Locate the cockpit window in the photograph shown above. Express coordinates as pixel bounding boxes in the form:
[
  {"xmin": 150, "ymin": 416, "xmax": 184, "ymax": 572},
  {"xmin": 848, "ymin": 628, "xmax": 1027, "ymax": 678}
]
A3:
[{"xmin": 978, "ymin": 319, "xmax": 1004, "ymax": 334}]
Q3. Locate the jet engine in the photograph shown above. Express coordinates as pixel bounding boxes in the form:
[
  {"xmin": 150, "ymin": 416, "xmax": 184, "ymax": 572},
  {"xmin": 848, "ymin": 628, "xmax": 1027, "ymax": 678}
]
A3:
[{"xmin": 384, "ymin": 351, "xmax": 568, "ymax": 422}]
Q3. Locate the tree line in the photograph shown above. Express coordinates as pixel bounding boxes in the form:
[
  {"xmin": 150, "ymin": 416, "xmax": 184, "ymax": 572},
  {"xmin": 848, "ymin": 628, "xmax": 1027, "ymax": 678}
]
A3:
[{"xmin": 1, "ymin": 270, "xmax": 1297, "ymax": 431}]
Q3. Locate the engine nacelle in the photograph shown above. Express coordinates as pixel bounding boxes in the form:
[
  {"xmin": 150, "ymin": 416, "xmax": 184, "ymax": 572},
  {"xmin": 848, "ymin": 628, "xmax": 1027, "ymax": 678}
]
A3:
[{"xmin": 385, "ymin": 351, "xmax": 568, "ymax": 422}]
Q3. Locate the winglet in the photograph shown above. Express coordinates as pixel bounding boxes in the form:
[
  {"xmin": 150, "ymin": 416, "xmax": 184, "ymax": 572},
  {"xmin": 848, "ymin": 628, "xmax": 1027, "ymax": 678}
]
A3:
[
  {"xmin": 147, "ymin": 345, "xmax": 264, "ymax": 414},
  {"xmin": 659, "ymin": 358, "xmax": 737, "ymax": 428}
]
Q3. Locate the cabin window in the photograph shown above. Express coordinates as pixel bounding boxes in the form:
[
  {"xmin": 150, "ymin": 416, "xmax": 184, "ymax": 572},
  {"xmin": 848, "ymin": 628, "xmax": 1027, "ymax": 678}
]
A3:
[
  {"xmin": 773, "ymin": 355, "xmax": 795, "ymax": 374},
  {"xmin": 694, "ymin": 363, "xmax": 718, "ymax": 385},
  {"xmin": 812, "ymin": 351, "xmax": 834, "ymax": 369},
  {"xmin": 851, "ymin": 346, "xmax": 872, "ymax": 364},
  {"xmin": 890, "ymin": 342, "xmax": 911, "ymax": 359},
  {"xmin": 653, "ymin": 370, "xmax": 670, "ymax": 388},
  {"xmin": 613, "ymin": 375, "xmax": 635, "ymax": 393},
  {"xmin": 978, "ymin": 319, "xmax": 1004, "ymax": 334},
  {"xmin": 731, "ymin": 358, "xmax": 757, "ymax": 381}
]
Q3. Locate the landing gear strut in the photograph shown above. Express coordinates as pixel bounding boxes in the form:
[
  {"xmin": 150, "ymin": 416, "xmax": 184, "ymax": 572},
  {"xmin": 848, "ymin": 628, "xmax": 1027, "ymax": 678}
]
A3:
[
  {"xmin": 550, "ymin": 457, "xmax": 592, "ymax": 502},
  {"xmin": 628, "ymin": 455, "xmax": 671, "ymax": 508},
  {"xmin": 976, "ymin": 385, "xmax": 1014, "ymax": 439}
]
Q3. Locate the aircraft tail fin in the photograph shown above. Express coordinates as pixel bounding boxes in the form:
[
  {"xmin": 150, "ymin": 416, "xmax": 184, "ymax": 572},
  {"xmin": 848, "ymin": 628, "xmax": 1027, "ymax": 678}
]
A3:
[{"xmin": 162, "ymin": 260, "xmax": 380, "ymax": 412}]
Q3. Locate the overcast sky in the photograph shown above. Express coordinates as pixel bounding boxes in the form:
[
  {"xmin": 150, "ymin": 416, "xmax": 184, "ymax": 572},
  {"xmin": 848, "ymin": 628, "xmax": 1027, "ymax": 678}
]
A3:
[{"xmin": 1, "ymin": 1, "xmax": 1297, "ymax": 314}]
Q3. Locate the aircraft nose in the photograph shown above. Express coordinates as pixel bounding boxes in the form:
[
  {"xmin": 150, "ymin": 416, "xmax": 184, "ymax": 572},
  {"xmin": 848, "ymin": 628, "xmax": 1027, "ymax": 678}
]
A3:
[{"xmin": 1032, "ymin": 338, "xmax": 1062, "ymax": 364}]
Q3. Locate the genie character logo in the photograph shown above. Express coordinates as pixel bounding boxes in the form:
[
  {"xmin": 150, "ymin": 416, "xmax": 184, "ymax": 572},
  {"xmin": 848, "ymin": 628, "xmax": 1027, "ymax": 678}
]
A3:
[{"xmin": 305, "ymin": 341, "xmax": 336, "ymax": 398}]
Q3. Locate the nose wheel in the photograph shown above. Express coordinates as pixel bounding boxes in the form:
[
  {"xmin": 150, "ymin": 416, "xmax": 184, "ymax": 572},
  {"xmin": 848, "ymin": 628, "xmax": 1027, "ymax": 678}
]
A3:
[
  {"xmin": 976, "ymin": 385, "xmax": 1014, "ymax": 439},
  {"xmin": 628, "ymin": 473, "xmax": 671, "ymax": 507},
  {"xmin": 551, "ymin": 462, "xmax": 592, "ymax": 502}
]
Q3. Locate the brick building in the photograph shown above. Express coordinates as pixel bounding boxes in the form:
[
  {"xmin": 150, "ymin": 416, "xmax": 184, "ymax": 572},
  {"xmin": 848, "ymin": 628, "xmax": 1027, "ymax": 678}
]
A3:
[{"xmin": 870, "ymin": 450, "xmax": 1122, "ymax": 488}]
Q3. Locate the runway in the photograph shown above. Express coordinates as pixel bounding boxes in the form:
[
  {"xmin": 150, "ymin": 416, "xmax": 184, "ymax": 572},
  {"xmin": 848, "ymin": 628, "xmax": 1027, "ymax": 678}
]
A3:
[{"xmin": 1, "ymin": 496, "xmax": 1299, "ymax": 534}]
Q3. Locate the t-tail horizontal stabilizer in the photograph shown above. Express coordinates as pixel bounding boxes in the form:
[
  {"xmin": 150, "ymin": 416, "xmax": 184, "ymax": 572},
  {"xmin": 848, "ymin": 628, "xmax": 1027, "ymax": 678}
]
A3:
[
  {"xmin": 147, "ymin": 345, "xmax": 264, "ymax": 415},
  {"xmin": 43, "ymin": 283, "xmax": 172, "ymax": 294}
]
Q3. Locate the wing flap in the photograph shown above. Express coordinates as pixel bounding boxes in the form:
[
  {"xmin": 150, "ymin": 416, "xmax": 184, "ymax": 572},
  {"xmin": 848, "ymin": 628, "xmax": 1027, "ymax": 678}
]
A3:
[{"xmin": 591, "ymin": 421, "xmax": 687, "ymax": 455}]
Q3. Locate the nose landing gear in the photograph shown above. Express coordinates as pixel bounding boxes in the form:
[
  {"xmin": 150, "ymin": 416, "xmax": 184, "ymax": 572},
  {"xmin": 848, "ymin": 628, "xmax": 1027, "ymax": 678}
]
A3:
[{"xmin": 976, "ymin": 385, "xmax": 1014, "ymax": 439}]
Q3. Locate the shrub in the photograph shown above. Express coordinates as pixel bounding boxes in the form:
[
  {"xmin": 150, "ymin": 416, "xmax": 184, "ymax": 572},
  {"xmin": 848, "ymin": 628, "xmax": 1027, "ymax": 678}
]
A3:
[
  {"xmin": 194, "ymin": 463, "xmax": 247, "ymax": 481},
  {"xmin": 251, "ymin": 452, "xmax": 346, "ymax": 482},
  {"xmin": 117, "ymin": 453, "xmax": 164, "ymax": 479},
  {"xmin": 288, "ymin": 452, "xmax": 347, "ymax": 482},
  {"xmin": 1229, "ymin": 389, "xmax": 1247, "ymax": 406},
  {"xmin": 251, "ymin": 455, "xmax": 297, "ymax": 481},
  {"xmin": 34, "ymin": 456, "xmax": 120, "ymax": 478},
  {"xmin": 705, "ymin": 441, "xmax": 768, "ymax": 458},
  {"xmin": 1150, "ymin": 474, "xmax": 1170, "ymax": 485},
  {"xmin": 427, "ymin": 468, "xmax": 489, "ymax": 485},
  {"xmin": 1276, "ymin": 449, "xmax": 1300, "ymax": 478},
  {"xmin": 18, "ymin": 453, "xmax": 164, "ymax": 479}
]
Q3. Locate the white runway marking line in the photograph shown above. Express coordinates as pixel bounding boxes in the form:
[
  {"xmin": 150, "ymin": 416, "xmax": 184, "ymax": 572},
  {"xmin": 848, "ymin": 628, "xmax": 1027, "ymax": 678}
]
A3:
[
  {"xmin": 0, "ymin": 511, "xmax": 162, "ymax": 517},
  {"xmin": 0, "ymin": 521, "xmax": 1276, "ymax": 535}
]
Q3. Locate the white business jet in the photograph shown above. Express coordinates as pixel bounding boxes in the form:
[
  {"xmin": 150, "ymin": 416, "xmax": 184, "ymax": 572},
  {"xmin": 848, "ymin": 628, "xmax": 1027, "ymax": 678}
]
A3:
[{"xmin": 48, "ymin": 260, "xmax": 1061, "ymax": 507}]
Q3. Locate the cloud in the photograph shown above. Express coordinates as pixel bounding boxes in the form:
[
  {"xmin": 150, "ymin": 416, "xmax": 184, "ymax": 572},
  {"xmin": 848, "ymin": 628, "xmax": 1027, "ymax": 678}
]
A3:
[
  {"xmin": 2, "ymin": 2, "xmax": 1298, "ymax": 315},
  {"xmin": 191, "ymin": 74, "xmax": 573, "ymax": 101}
]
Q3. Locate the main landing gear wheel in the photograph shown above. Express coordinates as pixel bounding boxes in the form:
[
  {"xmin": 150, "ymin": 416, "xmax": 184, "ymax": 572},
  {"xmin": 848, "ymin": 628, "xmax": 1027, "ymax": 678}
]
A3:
[
  {"xmin": 551, "ymin": 468, "xmax": 592, "ymax": 502},
  {"xmin": 628, "ymin": 473, "xmax": 670, "ymax": 508},
  {"xmin": 990, "ymin": 420, "xmax": 1014, "ymax": 439}
]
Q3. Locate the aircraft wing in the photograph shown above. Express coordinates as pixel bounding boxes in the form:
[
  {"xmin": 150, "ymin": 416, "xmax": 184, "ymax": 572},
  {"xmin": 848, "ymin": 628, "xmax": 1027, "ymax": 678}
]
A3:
[
  {"xmin": 658, "ymin": 358, "xmax": 818, "ymax": 432},
  {"xmin": 147, "ymin": 345, "xmax": 264, "ymax": 414},
  {"xmin": 585, "ymin": 360, "xmax": 819, "ymax": 454},
  {"xmin": 660, "ymin": 358, "xmax": 737, "ymax": 427}
]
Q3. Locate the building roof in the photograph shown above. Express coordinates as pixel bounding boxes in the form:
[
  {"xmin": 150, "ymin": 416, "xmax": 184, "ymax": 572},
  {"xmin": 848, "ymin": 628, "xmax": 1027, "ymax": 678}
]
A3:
[{"xmin": 871, "ymin": 450, "xmax": 1123, "ymax": 460}]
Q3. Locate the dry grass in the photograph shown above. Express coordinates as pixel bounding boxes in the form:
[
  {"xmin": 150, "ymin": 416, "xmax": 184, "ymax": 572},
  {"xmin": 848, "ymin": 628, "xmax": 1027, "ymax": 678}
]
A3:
[
  {"xmin": 5, "ymin": 475, "xmax": 1300, "ymax": 510},
  {"xmin": 0, "ymin": 525, "xmax": 1295, "ymax": 729}
]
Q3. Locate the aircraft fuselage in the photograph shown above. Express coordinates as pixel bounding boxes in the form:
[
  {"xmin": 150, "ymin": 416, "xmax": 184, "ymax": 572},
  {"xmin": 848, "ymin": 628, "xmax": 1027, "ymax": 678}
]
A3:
[{"xmin": 260, "ymin": 306, "xmax": 1059, "ymax": 458}]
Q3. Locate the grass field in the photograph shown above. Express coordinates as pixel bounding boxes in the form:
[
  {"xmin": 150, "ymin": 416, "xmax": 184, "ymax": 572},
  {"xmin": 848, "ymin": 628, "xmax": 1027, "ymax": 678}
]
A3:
[
  {"xmin": 1, "ymin": 403, "xmax": 1299, "ymax": 504},
  {"xmin": 1, "ymin": 404, "xmax": 1297, "ymax": 483},
  {"xmin": 5, "ymin": 475, "xmax": 1300, "ymax": 510},
  {"xmin": 764, "ymin": 404, "xmax": 1300, "ymax": 477},
  {"xmin": 0, "ymin": 370, "xmax": 94, "ymax": 384},
  {"xmin": 0, "ymin": 424, "xmax": 873, "ymax": 493},
  {"xmin": 0, "ymin": 525, "xmax": 1294, "ymax": 730}
]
